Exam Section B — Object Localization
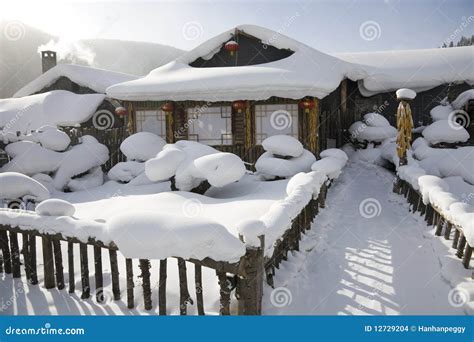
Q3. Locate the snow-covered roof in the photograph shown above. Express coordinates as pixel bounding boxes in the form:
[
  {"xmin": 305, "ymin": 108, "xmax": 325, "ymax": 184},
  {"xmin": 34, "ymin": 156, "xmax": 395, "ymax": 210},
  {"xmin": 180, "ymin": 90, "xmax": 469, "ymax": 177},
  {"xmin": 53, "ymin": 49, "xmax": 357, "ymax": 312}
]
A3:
[
  {"xmin": 0, "ymin": 90, "xmax": 105, "ymax": 136},
  {"xmin": 107, "ymin": 25, "xmax": 474, "ymax": 101},
  {"xmin": 14, "ymin": 64, "xmax": 138, "ymax": 98},
  {"xmin": 335, "ymin": 47, "xmax": 474, "ymax": 96},
  {"xmin": 107, "ymin": 25, "xmax": 365, "ymax": 101}
]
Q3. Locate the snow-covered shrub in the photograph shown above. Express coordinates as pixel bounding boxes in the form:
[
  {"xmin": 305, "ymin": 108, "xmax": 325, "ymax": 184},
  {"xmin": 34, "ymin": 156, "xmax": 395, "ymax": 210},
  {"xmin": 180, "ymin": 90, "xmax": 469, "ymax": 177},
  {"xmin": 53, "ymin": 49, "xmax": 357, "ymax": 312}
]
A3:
[
  {"xmin": 349, "ymin": 113, "xmax": 397, "ymax": 144},
  {"xmin": 311, "ymin": 148, "xmax": 348, "ymax": 179},
  {"xmin": 23, "ymin": 126, "xmax": 71, "ymax": 151},
  {"xmin": 255, "ymin": 135, "xmax": 315, "ymax": 179},
  {"xmin": 145, "ymin": 140, "xmax": 246, "ymax": 191},
  {"xmin": 0, "ymin": 172, "xmax": 50, "ymax": 205},
  {"xmin": 120, "ymin": 132, "xmax": 166, "ymax": 162},
  {"xmin": 422, "ymin": 120, "xmax": 469, "ymax": 145},
  {"xmin": 1, "ymin": 135, "xmax": 109, "ymax": 191},
  {"xmin": 107, "ymin": 132, "xmax": 166, "ymax": 185},
  {"xmin": 36, "ymin": 199, "xmax": 75, "ymax": 217}
]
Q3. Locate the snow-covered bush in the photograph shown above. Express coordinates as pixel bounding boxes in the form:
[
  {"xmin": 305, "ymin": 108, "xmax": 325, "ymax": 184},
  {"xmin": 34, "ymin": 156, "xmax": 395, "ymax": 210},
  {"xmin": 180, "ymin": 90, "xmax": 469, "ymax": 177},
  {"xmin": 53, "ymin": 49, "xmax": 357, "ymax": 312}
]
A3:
[
  {"xmin": 422, "ymin": 119, "xmax": 469, "ymax": 145},
  {"xmin": 0, "ymin": 172, "xmax": 50, "ymax": 206},
  {"xmin": 1, "ymin": 135, "xmax": 109, "ymax": 191},
  {"xmin": 120, "ymin": 132, "xmax": 166, "ymax": 162},
  {"xmin": 255, "ymin": 135, "xmax": 315, "ymax": 179},
  {"xmin": 36, "ymin": 199, "xmax": 75, "ymax": 217},
  {"xmin": 108, "ymin": 132, "xmax": 166, "ymax": 185},
  {"xmin": 311, "ymin": 148, "xmax": 348, "ymax": 179},
  {"xmin": 349, "ymin": 113, "xmax": 397, "ymax": 144},
  {"xmin": 145, "ymin": 140, "xmax": 246, "ymax": 191}
]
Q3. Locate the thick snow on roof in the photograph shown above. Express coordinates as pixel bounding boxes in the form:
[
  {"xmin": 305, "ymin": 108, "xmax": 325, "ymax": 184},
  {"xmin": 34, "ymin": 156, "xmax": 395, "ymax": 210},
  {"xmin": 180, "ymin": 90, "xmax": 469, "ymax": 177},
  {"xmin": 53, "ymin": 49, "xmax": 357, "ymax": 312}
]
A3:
[
  {"xmin": 14, "ymin": 64, "xmax": 137, "ymax": 98},
  {"xmin": 336, "ymin": 47, "xmax": 474, "ymax": 96},
  {"xmin": 107, "ymin": 25, "xmax": 364, "ymax": 101},
  {"xmin": 0, "ymin": 90, "xmax": 105, "ymax": 135}
]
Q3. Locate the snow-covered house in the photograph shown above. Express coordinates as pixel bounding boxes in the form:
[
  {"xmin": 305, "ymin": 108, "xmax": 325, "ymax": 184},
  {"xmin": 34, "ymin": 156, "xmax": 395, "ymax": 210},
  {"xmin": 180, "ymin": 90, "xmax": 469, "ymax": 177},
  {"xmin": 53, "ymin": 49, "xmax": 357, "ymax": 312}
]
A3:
[{"xmin": 107, "ymin": 25, "xmax": 473, "ymax": 162}]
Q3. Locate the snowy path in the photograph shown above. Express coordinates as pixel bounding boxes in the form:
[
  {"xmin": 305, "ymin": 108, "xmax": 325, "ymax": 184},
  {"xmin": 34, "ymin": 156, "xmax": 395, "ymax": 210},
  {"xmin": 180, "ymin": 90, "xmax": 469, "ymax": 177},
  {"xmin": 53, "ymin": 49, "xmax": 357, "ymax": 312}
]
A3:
[{"xmin": 263, "ymin": 159, "xmax": 469, "ymax": 315}]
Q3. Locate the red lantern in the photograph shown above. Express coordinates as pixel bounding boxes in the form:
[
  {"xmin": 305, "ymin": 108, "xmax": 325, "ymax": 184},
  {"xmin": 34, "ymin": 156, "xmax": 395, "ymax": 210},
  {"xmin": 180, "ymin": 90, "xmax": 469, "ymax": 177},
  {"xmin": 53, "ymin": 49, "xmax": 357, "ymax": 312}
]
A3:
[
  {"xmin": 161, "ymin": 102, "xmax": 174, "ymax": 113},
  {"xmin": 299, "ymin": 98, "xmax": 315, "ymax": 113},
  {"xmin": 225, "ymin": 40, "xmax": 239, "ymax": 56},
  {"xmin": 114, "ymin": 106, "xmax": 128, "ymax": 117},
  {"xmin": 232, "ymin": 100, "xmax": 247, "ymax": 113}
]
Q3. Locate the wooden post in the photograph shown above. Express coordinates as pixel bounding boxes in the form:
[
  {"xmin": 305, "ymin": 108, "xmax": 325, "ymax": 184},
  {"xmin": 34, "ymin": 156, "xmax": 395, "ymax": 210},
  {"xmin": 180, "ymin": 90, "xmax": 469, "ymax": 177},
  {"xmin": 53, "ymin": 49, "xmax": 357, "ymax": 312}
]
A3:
[
  {"xmin": 79, "ymin": 243, "xmax": 90, "ymax": 299},
  {"xmin": 139, "ymin": 259, "xmax": 152, "ymax": 310},
  {"xmin": 444, "ymin": 222, "xmax": 453, "ymax": 240},
  {"xmin": 42, "ymin": 237, "xmax": 55, "ymax": 289},
  {"xmin": 217, "ymin": 271, "xmax": 231, "ymax": 315},
  {"xmin": 29, "ymin": 235, "xmax": 37, "ymax": 285},
  {"xmin": 9, "ymin": 232, "xmax": 21, "ymax": 278},
  {"xmin": 237, "ymin": 235, "xmax": 264, "ymax": 315},
  {"xmin": 21, "ymin": 233, "xmax": 31, "ymax": 281},
  {"xmin": 456, "ymin": 235, "xmax": 466, "ymax": 259},
  {"xmin": 0, "ymin": 230, "xmax": 11, "ymax": 274},
  {"xmin": 452, "ymin": 229, "xmax": 460, "ymax": 249},
  {"xmin": 435, "ymin": 217, "xmax": 445, "ymax": 236},
  {"xmin": 177, "ymin": 258, "xmax": 192, "ymax": 315},
  {"xmin": 195, "ymin": 264, "xmax": 205, "ymax": 315},
  {"xmin": 126, "ymin": 258, "xmax": 134, "ymax": 309},
  {"xmin": 68, "ymin": 242, "xmax": 75, "ymax": 293},
  {"xmin": 159, "ymin": 259, "xmax": 167, "ymax": 315},
  {"xmin": 109, "ymin": 249, "xmax": 120, "ymax": 300},
  {"xmin": 52, "ymin": 240, "xmax": 65, "ymax": 290},
  {"xmin": 462, "ymin": 244, "xmax": 472, "ymax": 269},
  {"xmin": 94, "ymin": 247, "xmax": 103, "ymax": 302}
]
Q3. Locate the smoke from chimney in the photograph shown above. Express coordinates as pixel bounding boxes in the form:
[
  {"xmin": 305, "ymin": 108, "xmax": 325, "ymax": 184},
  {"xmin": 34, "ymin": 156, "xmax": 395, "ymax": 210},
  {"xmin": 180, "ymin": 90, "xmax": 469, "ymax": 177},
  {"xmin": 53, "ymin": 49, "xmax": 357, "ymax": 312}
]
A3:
[{"xmin": 37, "ymin": 39, "xmax": 95, "ymax": 66}]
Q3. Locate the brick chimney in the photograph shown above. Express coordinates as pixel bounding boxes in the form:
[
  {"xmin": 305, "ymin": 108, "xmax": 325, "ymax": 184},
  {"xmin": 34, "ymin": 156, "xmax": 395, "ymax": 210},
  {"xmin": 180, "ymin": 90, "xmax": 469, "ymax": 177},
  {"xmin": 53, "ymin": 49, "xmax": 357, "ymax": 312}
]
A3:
[{"xmin": 41, "ymin": 50, "xmax": 57, "ymax": 73}]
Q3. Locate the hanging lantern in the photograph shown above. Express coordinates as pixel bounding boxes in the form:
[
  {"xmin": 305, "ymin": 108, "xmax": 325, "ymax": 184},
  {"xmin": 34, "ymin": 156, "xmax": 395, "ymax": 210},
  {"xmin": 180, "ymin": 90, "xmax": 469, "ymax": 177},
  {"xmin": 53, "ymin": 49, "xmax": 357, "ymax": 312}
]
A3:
[
  {"xmin": 232, "ymin": 100, "xmax": 247, "ymax": 113},
  {"xmin": 114, "ymin": 106, "xmax": 128, "ymax": 117},
  {"xmin": 161, "ymin": 102, "xmax": 174, "ymax": 114},
  {"xmin": 299, "ymin": 98, "xmax": 315, "ymax": 113},
  {"xmin": 225, "ymin": 40, "xmax": 239, "ymax": 56}
]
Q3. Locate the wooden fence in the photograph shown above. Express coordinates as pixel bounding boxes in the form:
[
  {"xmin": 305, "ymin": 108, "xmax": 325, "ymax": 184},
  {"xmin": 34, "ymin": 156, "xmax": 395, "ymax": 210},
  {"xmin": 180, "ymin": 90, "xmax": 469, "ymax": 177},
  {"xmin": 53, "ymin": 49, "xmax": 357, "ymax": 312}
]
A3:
[
  {"xmin": 393, "ymin": 177, "xmax": 473, "ymax": 269},
  {"xmin": 0, "ymin": 183, "xmax": 329, "ymax": 315}
]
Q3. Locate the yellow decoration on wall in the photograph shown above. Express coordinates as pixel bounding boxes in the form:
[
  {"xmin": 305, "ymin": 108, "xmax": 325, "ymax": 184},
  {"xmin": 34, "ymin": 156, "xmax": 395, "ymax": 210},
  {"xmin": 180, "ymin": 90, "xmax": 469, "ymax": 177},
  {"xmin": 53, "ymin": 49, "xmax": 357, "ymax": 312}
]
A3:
[
  {"xmin": 245, "ymin": 102, "xmax": 252, "ymax": 150},
  {"xmin": 127, "ymin": 102, "xmax": 134, "ymax": 134},
  {"xmin": 396, "ymin": 100, "xmax": 413, "ymax": 164}
]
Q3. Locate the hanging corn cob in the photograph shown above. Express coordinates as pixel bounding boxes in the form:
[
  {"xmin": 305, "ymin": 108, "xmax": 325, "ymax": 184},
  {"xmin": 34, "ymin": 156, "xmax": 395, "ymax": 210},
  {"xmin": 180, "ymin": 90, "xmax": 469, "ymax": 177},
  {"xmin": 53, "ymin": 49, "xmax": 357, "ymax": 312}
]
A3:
[{"xmin": 395, "ymin": 89, "xmax": 416, "ymax": 166}]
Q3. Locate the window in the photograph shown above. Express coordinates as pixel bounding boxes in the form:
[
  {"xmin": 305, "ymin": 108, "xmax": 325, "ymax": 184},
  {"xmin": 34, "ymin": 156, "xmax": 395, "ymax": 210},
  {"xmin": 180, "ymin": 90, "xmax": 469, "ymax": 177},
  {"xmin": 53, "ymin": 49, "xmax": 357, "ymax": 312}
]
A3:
[
  {"xmin": 135, "ymin": 110, "xmax": 166, "ymax": 138},
  {"xmin": 255, "ymin": 103, "xmax": 298, "ymax": 144},
  {"xmin": 187, "ymin": 106, "xmax": 232, "ymax": 145}
]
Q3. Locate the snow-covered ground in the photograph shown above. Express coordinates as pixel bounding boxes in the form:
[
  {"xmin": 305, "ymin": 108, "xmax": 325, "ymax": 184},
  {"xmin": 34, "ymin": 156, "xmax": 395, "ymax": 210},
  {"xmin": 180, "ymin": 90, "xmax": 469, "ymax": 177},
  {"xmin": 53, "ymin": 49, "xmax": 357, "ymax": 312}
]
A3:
[{"xmin": 263, "ymin": 158, "xmax": 471, "ymax": 315}]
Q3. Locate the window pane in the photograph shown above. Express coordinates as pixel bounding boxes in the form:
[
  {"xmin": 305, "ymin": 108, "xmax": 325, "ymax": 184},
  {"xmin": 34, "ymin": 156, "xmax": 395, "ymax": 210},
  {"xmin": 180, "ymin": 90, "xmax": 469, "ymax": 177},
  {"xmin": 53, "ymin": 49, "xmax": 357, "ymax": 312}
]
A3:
[
  {"xmin": 136, "ymin": 110, "xmax": 166, "ymax": 138},
  {"xmin": 187, "ymin": 106, "xmax": 232, "ymax": 145},
  {"xmin": 255, "ymin": 103, "xmax": 298, "ymax": 144}
]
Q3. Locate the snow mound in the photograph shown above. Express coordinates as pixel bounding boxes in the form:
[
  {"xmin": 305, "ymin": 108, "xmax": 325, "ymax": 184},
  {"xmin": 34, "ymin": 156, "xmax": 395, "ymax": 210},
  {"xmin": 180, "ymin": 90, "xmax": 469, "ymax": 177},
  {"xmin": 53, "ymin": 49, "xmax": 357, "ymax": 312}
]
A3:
[
  {"xmin": 363, "ymin": 112, "xmax": 391, "ymax": 127},
  {"xmin": 255, "ymin": 150, "xmax": 315, "ymax": 179},
  {"xmin": 193, "ymin": 152, "xmax": 246, "ymax": 188},
  {"xmin": 67, "ymin": 166, "xmax": 104, "ymax": 192},
  {"xmin": 36, "ymin": 199, "xmax": 75, "ymax": 217},
  {"xmin": 319, "ymin": 148, "xmax": 348, "ymax": 161},
  {"xmin": 452, "ymin": 89, "xmax": 474, "ymax": 109},
  {"xmin": 108, "ymin": 161, "xmax": 146, "ymax": 183},
  {"xmin": 396, "ymin": 88, "xmax": 416, "ymax": 100},
  {"xmin": 25, "ymin": 126, "xmax": 71, "ymax": 151},
  {"xmin": 349, "ymin": 118, "xmax": 397, "ymax": 143},
  {"xmin": 311, "ymin": 156, "xmax": 347, "ymax": 179},
  {"xmin": 236, "ymin": 219, "xmax": 266, "ymax": 247},
  {"xmin": 0, "ymin": 172, "xmax": 50, "ymax": 202},
  {"xmin": 430, "ymin": 104, "xmax": 453, "ymax": 121},
  {"xmin": 120, "ymin": 132, "xmax": 166, "ymax": 162},
  {"xmin": 0, "ymin": 91, "xmax": 105, "ymax": 137},
  {"xmin": 146, "ymin": 140, "xmax": 245, "ymax": 190},
  {"xmin": 422, "ymin": 120, "xmax": 469, "ymax": 145},
  {"xmin": 261, "ymin": 135, "xmax": 303, "ymax": 157},
  {"xmin": 418, "ymin": 175, "xmax": 449, "ymax": 205},
  {"xmin": 107, "ymin": 212, "xmax": 245, "ymax": 262}
]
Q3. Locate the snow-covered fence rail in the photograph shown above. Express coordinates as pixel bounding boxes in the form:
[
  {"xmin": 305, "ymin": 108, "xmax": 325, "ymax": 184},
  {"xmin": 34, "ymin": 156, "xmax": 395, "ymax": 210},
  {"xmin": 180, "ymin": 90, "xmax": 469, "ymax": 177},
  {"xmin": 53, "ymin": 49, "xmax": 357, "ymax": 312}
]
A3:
[{"xmin": 393, "ymin": 177, "xmax": 473, "ymax": 269}]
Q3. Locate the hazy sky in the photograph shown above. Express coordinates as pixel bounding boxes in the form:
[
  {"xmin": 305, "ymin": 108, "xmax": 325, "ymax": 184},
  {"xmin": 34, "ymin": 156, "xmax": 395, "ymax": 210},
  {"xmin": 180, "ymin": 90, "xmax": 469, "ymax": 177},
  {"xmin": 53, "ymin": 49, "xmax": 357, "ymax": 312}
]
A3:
[{"xmin": 1, "ymin": 0, "xmax": 473, "ymax": 52}]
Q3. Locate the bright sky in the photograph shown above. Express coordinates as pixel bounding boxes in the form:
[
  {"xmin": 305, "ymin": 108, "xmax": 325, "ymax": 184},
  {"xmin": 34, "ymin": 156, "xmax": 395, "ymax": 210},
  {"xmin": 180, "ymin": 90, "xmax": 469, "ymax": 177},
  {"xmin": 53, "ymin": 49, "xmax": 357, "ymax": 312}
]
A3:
[{"xmin": 1, "ymin": 0, "xmax": 473, "ymax": 52}]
